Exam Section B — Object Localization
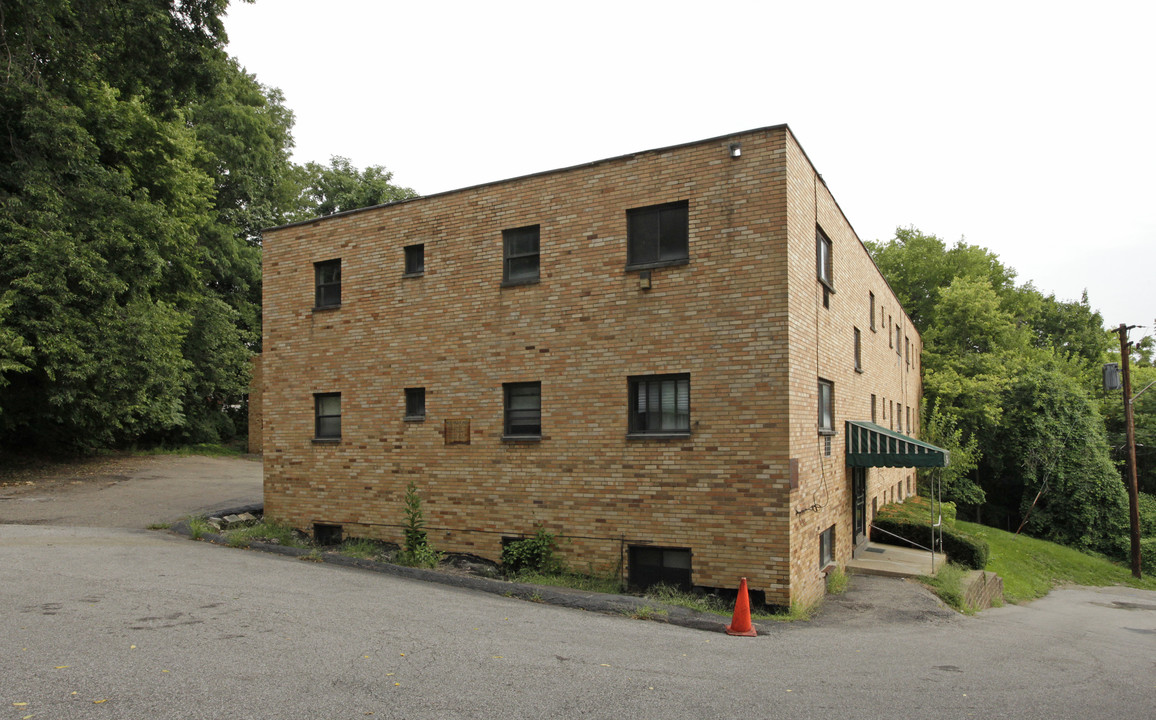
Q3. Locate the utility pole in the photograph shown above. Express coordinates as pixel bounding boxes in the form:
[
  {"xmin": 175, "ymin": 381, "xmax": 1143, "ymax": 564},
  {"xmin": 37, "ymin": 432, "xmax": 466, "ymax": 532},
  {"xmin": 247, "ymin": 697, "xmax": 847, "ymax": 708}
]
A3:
[{"xmin": 1116, "ymin": 324, "xmax": 1142, "ymax": 579}]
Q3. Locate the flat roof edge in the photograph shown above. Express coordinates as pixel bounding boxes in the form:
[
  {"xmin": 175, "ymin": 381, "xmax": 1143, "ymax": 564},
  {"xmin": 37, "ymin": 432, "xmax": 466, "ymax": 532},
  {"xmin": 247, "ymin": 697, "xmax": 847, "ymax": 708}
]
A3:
[{"xmin": 262, "ymin": 124, "xmax": 792, "ymax": 233}]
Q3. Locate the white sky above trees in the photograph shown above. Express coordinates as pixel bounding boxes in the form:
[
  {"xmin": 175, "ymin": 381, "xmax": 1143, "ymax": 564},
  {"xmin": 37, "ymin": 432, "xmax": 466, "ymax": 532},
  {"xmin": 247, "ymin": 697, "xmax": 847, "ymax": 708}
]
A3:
[{"xmin": 224, "ymin": 0, "xmax": 1155, "ymax": 330}]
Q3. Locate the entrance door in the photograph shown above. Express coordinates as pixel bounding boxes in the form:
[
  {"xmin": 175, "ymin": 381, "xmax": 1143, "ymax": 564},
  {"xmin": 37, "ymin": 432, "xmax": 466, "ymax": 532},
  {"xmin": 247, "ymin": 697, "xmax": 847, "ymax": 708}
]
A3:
[{"xmin": 852, "ymin": 467, "xmax": 867, "ymax": 545}]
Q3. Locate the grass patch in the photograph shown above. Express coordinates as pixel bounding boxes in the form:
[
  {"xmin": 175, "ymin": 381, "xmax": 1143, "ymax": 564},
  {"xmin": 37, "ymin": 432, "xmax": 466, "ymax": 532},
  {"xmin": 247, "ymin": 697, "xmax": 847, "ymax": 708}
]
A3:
[
  {"xmin": 336, "ymin": 538, "xmax": 390, "ymax": 561},
  {"xmin": 186, "ymin": 515, "xmax": 213, "ymax": 540},
  {"xmin": 957, "ymin": 520, "xmax": 1156, "ymax": 603},
  {"xmin": 146, "ymin": 522, "xmax": 171, "ymax": 530},
  {"xmin": 625, "ymin": 605, "xmax": 668, "ymax": 620},
  {"xmin": 642, "ymin": 583, "xmax": 813, "ymax": 621},
  {"xmin": 128, "ymin": 442, "xmax": 246, "ymax": 457},
  {"xmin": 825, "ymin": 566, "xmax": 849, "ymax": 595},
  {"xmin": 223, "ymin": 520, "xmax": 310, "ymax": 549},
  {"xmin": 513, "ymin": 569, "xmax": 622, "ymax": 594},
  {"xmin": 920, "ymin": 562, "xmax": 973, "ymax": 614}
]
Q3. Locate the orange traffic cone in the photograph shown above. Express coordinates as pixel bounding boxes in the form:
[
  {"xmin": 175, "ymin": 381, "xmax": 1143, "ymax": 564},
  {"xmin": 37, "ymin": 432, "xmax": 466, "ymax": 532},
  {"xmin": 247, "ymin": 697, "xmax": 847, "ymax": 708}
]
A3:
[{"xmin": 725, "ymin": 577, "xmax": 757, "ymax": 636}]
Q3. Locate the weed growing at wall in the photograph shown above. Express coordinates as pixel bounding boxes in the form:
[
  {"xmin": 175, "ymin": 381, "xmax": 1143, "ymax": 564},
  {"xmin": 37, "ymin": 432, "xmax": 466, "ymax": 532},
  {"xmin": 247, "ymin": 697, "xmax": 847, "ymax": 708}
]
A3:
[{"xmin": 397, "ymin": 481, "xmax": 442, "ymax": 568}]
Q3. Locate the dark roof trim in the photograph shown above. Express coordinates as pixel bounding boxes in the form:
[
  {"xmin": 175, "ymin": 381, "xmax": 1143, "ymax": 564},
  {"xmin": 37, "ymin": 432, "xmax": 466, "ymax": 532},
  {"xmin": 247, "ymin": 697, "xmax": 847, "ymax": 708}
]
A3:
[
  {"xmin": 845, "ymin": 420, "xmax": 949, "ymax": 468},
  {"xmin": 262, "ymin": 124, "xmax": 791, "ymax": 233}
]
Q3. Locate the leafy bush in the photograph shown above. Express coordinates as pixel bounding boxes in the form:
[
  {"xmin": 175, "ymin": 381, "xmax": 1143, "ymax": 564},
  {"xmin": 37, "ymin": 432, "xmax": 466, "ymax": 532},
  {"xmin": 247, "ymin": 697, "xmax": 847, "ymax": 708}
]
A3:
[
  {"xmin": 501, "ymin": 528, "xmax": 563, "ymax": 574},
  {"xmin": 874, "ymin": 498, "xmax": 989, "ymax": 570}
]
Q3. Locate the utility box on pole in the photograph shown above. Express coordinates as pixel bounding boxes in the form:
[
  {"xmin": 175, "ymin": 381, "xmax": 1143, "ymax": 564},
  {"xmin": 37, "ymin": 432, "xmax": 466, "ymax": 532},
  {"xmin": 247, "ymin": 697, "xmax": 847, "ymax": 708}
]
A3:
[{"xmin": 1103, "ymin": 362, "xmax": 1121, "ymax": 392}]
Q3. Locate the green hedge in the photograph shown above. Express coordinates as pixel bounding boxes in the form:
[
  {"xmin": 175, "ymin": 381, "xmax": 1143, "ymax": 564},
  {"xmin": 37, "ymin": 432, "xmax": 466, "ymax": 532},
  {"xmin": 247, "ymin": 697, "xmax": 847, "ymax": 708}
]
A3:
[{"xmin": 872, "ymin": 498, "xmax": 989, "ymax": 570}]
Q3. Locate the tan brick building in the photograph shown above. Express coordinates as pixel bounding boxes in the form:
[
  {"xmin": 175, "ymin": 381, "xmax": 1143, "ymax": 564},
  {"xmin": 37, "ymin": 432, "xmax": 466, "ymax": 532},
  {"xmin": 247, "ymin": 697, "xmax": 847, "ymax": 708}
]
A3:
[{"xmin": 258, "ymin": 125, "xmax": 946, "ymax": 607}]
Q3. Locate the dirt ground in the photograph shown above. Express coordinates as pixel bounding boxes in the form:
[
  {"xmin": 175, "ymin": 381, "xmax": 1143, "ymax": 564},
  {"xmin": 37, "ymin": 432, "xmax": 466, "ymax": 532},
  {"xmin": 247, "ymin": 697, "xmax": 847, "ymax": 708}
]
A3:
[{"xmin": 0, "ymin": 453, "xmax": 262, "ymax": 528}]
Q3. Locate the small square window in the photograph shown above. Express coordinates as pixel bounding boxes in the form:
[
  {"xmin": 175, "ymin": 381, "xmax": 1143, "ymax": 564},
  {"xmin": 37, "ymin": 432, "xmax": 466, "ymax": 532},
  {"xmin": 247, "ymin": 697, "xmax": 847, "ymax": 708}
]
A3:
[
  {"xmin": 314, "ymin": 392, "xmax": 341, "ymax": 440},
  {"xmin": 503, "ymin": 225, "xmax": 540, "ymax": 285},
  {"xmin": 853, "ymin": 327, "xmax": 862, "ymax": 372},
  {"xmin": 314, "ymin": 259, "xmax": 341, "ymax": 309},
  {"xmin": 404, "ymin": 244, "xmax": 424, "ymax": 276},
  {"xmin": 818, "ymin": 379, "xmax": 834, "ymax": 435},
  {"xmin": 629, "ymin": 374, "xmax": 690, "ymax": 435},
  {"xmin": 626, "ymin": 201, "xmax": 689, "ymax": 269},
  {"xmin": 503, "ymin": 382, "xmax": 541, "ymax": 438},
  {"xmin": 819, "ymin": 525, "xmax": 835, "ymax": 569},
  {"xmin": 816, "ymin": 227, "xmax": 833, "ymax": 290},
  {"xmin": 404, "ymin": 387, "xmax": 425, "ymax": 420},
  {"xmin": 869, "ymin": 292, "xmax": 876, "ymax": 331}
]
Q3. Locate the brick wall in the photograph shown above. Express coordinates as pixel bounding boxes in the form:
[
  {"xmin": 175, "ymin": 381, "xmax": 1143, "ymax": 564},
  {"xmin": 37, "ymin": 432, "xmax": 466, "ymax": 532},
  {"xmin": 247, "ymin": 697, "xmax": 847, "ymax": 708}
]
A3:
[
  {"xmin": 782, "ymin": 131, "xmax": 924, "ymax": 604},
  {"xmin": 260, "ymin": 125, "xmax": 922, "ymax": 607}
]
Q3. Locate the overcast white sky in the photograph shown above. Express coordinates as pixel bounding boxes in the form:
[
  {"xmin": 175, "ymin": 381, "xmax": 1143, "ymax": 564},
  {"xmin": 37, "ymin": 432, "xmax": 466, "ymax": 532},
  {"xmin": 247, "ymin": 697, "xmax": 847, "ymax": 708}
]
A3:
[{"xmin": 224, "ymin": 0, "xmax": 1154, "ymax": 330}]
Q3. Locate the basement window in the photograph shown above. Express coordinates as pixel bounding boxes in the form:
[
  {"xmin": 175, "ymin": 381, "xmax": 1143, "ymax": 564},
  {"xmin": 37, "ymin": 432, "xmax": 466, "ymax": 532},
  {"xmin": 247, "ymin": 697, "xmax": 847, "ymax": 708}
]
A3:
[
  {"xmin": 314, "ymin": 523, "xmax": 343, "ymax": 545},
  {"xmin": 629, "ymin": 546, "xmax": 692, "ymax": 591},
  {"xmin": 819, "ymin": 525, "xmax": 835, "ymax": 569}
]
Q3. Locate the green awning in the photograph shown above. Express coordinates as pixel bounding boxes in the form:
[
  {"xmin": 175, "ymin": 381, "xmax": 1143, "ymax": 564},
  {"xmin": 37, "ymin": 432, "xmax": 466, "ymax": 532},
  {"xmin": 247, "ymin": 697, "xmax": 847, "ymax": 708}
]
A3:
[{"xmin": 845, "ymin": 420, "xmax": 950, "ymax": 468}]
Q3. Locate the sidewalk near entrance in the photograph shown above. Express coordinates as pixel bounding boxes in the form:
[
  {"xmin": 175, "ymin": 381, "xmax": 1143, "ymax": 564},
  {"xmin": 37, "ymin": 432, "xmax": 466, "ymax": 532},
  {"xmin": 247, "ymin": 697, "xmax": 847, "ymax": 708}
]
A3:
[{"xmin": 848, "ymin": 541, "xmax": 942, "ymax": 579}]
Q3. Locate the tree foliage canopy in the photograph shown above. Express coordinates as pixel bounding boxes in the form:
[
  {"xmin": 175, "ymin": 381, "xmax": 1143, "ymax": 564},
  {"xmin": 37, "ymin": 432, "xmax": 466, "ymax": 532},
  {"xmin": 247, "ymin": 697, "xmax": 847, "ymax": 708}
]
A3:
[
  {"xmin": 0, "ymin": 0, "xmax": 413, "ymax": 451},
  {"xmin": 869, "ymin": 227, "xmax": 1133, "ymax": 560}
]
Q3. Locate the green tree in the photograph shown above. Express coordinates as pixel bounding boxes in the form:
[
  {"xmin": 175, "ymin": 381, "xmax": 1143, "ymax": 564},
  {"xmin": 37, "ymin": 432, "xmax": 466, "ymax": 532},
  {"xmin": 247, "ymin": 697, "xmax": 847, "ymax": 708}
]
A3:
[
  {"xmin": 0, "ymin": 0, "xmax": 299, "ymax": 450},
  {"xmin": 293, "ymin": 156, "xmax": 417, "ymax": 219},
  {"xmin": 919, "ymin": 400, "xmax": 983, "ymax": 506}
]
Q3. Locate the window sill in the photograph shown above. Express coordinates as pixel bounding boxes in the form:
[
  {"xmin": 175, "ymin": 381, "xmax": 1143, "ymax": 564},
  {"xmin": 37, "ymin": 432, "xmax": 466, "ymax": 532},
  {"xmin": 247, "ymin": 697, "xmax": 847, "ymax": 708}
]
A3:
[
  {"xmin": 312, "ymin": 304, "xmax": 342, "ymax": 312},
  {"xmin": 818, "ymin": 429, "xmax": 836, "ymax": 437},
  {"xmin": 626, "ymin": 432, "xmax": 691, "ymax": 440},
  {"xmin": 625, "ymin": 258, "xmax": 689, "ymax": 272},
  {"xmin": 501, "ymin": 435, "xmax": 542, "ymax": 442},
  {"xmin": 818, "ymin": 278, "xmax": 836, "ymax": 294},
  {"xmin": 403, "ymin": 416, "xmax": 426, "ymax": 423},
  {"xmin": 312, "ymin": 437, "xmax": 340, "ymax": 444},
  {"xmin": 402, "ymin": 272, "xmax": 424, "ymax": 279},
  {"xmin": 501, "ymin": 278, "xmax": 540, "ymax": 288},
  {"xmin": 854, "ymin": 367, "xmax": 863, "ymax": 374}
]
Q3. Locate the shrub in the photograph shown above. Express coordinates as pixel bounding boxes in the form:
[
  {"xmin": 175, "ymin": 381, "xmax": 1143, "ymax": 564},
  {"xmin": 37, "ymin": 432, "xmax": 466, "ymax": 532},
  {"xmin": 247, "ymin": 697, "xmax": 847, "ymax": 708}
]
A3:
[
  {"xmin": 873, "ymin": 499, "xmax": 989, "ymax": 570},
  {"xmin": 501, "ymin": 528, "xmax": 563, "ymax": 574}
]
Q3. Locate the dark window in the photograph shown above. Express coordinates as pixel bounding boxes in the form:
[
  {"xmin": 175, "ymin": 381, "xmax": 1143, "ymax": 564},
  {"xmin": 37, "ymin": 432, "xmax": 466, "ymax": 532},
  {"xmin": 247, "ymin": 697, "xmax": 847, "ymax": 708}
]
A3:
[
  {"xmin": 503, "ymin": 382, "xmax": 541, "ymax": 437},
  {"xmin": 404, "ymin": 244, "xmax": 424, "ymax": 276},
  {"xmin": 871, "ymin": 394, "xmax": 877, "ymax": 423},
  {"xmin": 816, "ymin": 227, "xmax": 833, "ymax": 289},
  {"xmin": 818, "ymin": 379, "xmax": 834, "ymax": 434},
  {"xmin": 869, "ymin": 292, "xmax": 876, "ymax": 331},
  {"xmin": 896, "ymin": 325, "xmax": 902, "ymax": 356},
  {"xmin": 905, "ymin": 336, "xmax": 910, "ymax": 367},
  {"xmin": 629, "ymin": 546, "xmax": 692, "ymax": 591},
  {"xmin": 907, "ymin": 406, "xmax": 913, "ymax": 434},
  {"xmin": 854, "ymin": 327, "xmax": 862, "ymax": 372},
  {"xmin": 819, "ymin": 525, "xmax": 835, "ymax": 568},
  {"xmin": 626, "ymin": 201, "xmax": 689, "ymax": 269},
  {"xmin": 404, "ymin": 387, "xmax": 425, "ymax": 420},
  {"xmin": 503, "ymin": 225, "xmax": 540, "ymax": 285},
  {"xmin": 314, "ymin": 392, "xmax": 341, "ymax": 439},
  {"xmin": 314, "ymin": 259, "xmax": 341, "ymax": 308},
  {"xmin": 313, "ymin": 523, "xmax": 343, "ymax": 545},
  {"xmin": 898, "ymin": 403, "xmax": 903, "ymax": 433},
  {"xmin": 629, "ymin": 374, "xmax": 690, "ymax": 435}
]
